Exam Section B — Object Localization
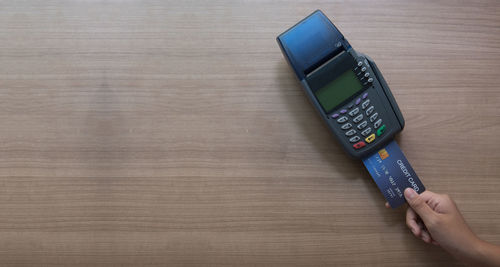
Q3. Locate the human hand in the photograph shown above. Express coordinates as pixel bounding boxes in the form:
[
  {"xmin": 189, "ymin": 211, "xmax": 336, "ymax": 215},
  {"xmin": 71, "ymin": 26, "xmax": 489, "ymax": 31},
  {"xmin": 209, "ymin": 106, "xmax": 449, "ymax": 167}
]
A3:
[
  {"xmin": 386, "ymin": 188, "xmax": 500, "ymax": 266},
  {"xmin": 402, "ymin": 189, "xmax": 480, "ymax": 251},
  {"xmin": 389, "ymin": 188, "xmax": 484, "ymax": 263}
]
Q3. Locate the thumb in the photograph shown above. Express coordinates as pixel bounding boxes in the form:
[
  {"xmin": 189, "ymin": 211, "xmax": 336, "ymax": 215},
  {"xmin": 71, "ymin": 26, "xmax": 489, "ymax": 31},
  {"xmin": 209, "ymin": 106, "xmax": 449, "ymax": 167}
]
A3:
[{"xmin": 404, "ymin": 188, "xmax": 435, "ymax": 222}]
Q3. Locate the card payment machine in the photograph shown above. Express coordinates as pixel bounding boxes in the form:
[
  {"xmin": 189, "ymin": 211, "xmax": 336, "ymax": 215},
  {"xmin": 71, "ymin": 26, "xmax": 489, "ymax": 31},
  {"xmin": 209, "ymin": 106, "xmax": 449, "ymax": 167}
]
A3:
[{"xmin": 277, "ymin": 10, "xmax": 405, "ymax": 159}]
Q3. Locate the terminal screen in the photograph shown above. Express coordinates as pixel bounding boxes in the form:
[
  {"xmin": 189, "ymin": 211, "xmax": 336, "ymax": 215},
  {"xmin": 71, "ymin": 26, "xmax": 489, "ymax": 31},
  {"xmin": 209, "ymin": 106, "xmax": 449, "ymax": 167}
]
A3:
[{"xmin": 314, "ymin": 70, "xmax": 363, "ymax": 112}]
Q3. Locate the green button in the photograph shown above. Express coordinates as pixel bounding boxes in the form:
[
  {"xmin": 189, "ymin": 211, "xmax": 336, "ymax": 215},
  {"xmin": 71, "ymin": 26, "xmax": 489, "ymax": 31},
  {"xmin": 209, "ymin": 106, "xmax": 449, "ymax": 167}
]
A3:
[{"xmin": 376, "ymin": 124, "xmax": 386, "ymax": 136}]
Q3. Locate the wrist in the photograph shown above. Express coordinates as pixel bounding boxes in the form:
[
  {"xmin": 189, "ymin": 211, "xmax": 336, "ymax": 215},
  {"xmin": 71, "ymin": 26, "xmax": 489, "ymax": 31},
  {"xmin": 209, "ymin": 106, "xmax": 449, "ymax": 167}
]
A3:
[
  {"xmin": 462, "ymin": 237, "xmax": 495, "ymax": 266},
  {"xmin": 470, "ymin": 237, "xmax": 486, "ymax": 257},
  {"xmin": 445, "ymin": 234, "xmax": 483, "ymax": 264},
  {"xmin": 473, "ymin": 239, "xmax": 500, "ymax": 267}
]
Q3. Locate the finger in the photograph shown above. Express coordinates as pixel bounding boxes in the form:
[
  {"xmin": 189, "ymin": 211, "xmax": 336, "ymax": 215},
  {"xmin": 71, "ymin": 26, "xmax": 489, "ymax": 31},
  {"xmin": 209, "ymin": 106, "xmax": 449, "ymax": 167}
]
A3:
[
  {"xmin": 415, "ymin": 190, "xmax": 448, "ymax": 212},
  {"xmin": 406, "ymin": 208, "xmax": 421, "ymax": 236},
  {"xmin": 404, "ymin": 188, "xmax": 436, "ymax": 223},
  {"xmin": 385, "ymin": 202, "xmax": 390, "ymax": 209},
  {"xmin": 431, "ymin": 240, "xmax": 439, "ymax": 246},
  {"xmin": 420, "ymin": 229, "xmax": 432, "ymax": 244},
  {"xmin": 417, "ymin": 190, "xmax": 442, "ymax": 201},
  {"xmin": 416, "ymin": 218, "xmax": 426, "ymax": 231},
  {"xmin": 419, "ymin": 227, "xmax": 436, "ymax": 244}
]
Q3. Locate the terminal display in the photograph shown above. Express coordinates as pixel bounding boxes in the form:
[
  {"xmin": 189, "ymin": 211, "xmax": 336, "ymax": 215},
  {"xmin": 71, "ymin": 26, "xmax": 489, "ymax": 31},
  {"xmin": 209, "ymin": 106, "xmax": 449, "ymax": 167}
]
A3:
[{"xmin": 314, "ymin": 70, "xmax": 363, "ymax": 112}]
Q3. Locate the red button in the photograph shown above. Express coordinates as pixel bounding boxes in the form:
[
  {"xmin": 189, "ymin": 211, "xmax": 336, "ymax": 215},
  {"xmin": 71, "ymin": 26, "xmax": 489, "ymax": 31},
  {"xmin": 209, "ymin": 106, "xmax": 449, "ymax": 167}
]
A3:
[{"xmin": 353, "ymin": 141, "xmax": 366, "ymax": 150}]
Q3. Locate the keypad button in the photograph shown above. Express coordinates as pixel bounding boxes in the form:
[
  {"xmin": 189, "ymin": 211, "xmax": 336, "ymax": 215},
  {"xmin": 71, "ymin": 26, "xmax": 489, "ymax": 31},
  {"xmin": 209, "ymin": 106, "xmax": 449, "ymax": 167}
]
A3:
[
  {"xmin": 361, "ymin": 127, "xmax": 372, "ymax": 136},
  {"xmin": 376, "ymin": 125, "xmax": 386, "ymax": 136},
  {"xmin": 345, "ymin": 129, "xmax": 356, "ymax": 137},
  {"xmin": 368, "ymin": 78, "xmax": 373, "ymax": 83},
  {"xmin": 366, "ymin": 106, "xmax": 374, "ymax": 116},
  {"xmin": 349, "ymin": 136, "xmax": 361, "ymax": 143},
  {"xmin": 362, "ymin": 99, "xmax": 370, "ymax": 109},
  {"xmin": 362, "ymin": 93, "xmax": 368, "ymax": 99},
  {"xmin": 341, "ymin": 123, "xmax": 352, "ymax": 130},
  {"xmin": 331, "ymin": 113, "xmax": 340, "ymax": 119},
  {"xmin": 355, "ymin": 98, "xmax": 361, "ymax": 105},
  {"xmin": 337, "ymin": 116, "xmax": 348, "ymax": 123},
  {"xmin": 353, "ymin": 141, "xmax": 366, "ymax": 150},
  {"xmin": 340, "ymin": 109, "xmax": 347, "ymax": 114},
  {"xmin": 370, "ymin": 113, "xmax": 378, "ymax": 122},
  {"xmin": 361, "ymin": 67, "xmax": 366, "ymax": 72},
  {"xmin": 353, "ymin": 114, "xmax": 363, "ymax": 123},
  {"xmin": 374, "ymin": 119, "xmax": 382, "ymax": 129},
  {"xmin": 364, "ymin": 72, "xmax": 370, "ymax": 78},
  {"xmin": 348, "ymin": 107, "xmax": 359, "ymax": 117},
  {"xmin": 365, "ymin": 133, "xmax": 376, "ymax": 143},
  {"xmin": 357, "ymin": 121, "xmax": 368, "ymax": 130},
  {"xmin": 357, "ymin": 61, "xmax": 363, "ymax": 67}
]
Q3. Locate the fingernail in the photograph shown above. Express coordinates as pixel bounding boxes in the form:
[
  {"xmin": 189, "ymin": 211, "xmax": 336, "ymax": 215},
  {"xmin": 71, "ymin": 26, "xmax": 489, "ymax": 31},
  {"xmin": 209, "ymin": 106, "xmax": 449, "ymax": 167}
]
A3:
[{"xmin": 404, "ymin": 188, "xmax": 417, "ymax": 200}]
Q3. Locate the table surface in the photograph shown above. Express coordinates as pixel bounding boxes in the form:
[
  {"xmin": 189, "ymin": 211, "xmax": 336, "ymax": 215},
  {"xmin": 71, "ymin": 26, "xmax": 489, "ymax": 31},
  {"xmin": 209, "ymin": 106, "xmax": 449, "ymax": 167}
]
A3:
[{"xmin": 0, "ymin": 0, "xmax": 499, "ymax": 266}]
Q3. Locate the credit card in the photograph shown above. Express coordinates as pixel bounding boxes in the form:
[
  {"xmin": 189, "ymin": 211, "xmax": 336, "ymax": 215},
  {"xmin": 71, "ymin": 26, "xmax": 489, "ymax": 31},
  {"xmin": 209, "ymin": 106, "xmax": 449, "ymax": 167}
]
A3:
[{"xmin": 362, "ymin": 140, "xmax": 425, "ymax": 208}]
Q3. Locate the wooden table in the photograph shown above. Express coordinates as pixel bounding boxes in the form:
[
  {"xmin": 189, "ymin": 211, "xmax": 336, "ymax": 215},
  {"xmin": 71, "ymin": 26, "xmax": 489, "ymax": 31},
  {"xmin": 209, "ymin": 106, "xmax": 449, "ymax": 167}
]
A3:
[{"xmin": 0, "ymin": 0, "xmax": 499, "ymax": 266}]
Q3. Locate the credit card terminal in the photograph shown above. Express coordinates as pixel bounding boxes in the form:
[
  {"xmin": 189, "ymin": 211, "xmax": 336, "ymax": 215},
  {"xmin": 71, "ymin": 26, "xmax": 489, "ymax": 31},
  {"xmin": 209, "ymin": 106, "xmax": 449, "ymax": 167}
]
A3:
[{"xmin": 277, "ymin": 10, "xmax": 405, "ymax": 159}]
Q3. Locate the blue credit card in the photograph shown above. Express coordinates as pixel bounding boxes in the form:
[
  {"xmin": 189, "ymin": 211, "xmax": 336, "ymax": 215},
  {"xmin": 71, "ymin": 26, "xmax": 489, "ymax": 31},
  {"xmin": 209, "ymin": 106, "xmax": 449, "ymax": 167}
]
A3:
[{"xmin": 362, "ymin": 140, "xmax": 425, "ymax": 208}]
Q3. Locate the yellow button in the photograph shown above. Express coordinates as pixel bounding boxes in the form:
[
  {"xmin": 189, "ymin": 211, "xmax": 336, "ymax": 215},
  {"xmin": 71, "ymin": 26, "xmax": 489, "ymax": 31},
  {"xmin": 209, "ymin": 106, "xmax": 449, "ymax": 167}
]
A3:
[{"xmin": 365, "ymin": 133, "xmax": 376, "ymax": 143}]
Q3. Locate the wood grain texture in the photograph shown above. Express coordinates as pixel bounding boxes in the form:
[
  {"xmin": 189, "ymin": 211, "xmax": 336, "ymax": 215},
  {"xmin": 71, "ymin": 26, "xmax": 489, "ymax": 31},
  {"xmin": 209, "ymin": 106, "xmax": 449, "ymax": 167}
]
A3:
[{"xmin": 0, "ymin": 0, "xmax": 499, "ymax": 266}]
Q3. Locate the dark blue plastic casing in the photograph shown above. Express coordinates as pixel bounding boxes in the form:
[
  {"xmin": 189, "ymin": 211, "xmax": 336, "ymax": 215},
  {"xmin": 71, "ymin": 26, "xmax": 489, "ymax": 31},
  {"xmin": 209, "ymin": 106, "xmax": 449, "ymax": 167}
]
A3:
[
  {"xmin": 277, "ymin": 10, "xmax": 350, "ymax": 81},
  {"xmin": 277, "ymin": 10, "xmax": 405, "ymax": 159}
]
